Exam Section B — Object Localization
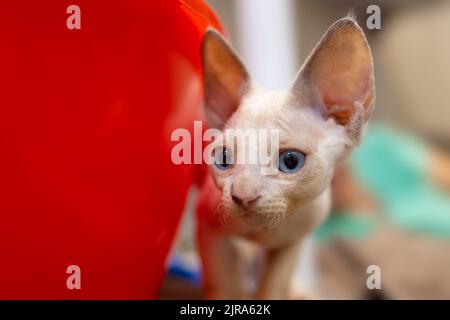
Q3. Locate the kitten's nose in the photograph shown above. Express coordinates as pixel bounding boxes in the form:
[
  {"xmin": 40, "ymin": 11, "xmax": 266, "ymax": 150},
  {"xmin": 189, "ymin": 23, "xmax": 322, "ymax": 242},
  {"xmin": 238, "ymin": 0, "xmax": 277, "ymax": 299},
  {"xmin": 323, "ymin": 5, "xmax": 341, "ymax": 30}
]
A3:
[{"xmin": 230, "ymin": 184, "xmax": 260, "ymax": 208}]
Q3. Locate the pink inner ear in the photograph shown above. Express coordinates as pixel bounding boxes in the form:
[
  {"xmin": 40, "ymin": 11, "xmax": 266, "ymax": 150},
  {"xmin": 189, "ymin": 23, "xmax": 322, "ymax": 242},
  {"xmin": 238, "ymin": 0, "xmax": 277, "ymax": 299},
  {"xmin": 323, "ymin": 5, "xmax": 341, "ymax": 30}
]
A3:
[
  {"xmin": 319, "ymin": 66, "xmax": 373, "ymax": 125},
  {"xmin": 202, "ymin": 30, "xmax": 249, "ymax": 129},
  {"xmin": 298, "ymin": 19, "xmax": 374, "ymax": 126},
  {"xmin": 320, "ymin": 78, "xmax": 355, "ymax": 125}
]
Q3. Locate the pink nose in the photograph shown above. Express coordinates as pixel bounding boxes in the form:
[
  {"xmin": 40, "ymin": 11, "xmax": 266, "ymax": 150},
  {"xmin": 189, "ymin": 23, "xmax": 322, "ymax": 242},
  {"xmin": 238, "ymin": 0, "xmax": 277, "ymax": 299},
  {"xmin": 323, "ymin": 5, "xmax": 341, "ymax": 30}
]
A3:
[{"xmin": 230, "ymin": 185, "xmax": 260, "ymax": 208}]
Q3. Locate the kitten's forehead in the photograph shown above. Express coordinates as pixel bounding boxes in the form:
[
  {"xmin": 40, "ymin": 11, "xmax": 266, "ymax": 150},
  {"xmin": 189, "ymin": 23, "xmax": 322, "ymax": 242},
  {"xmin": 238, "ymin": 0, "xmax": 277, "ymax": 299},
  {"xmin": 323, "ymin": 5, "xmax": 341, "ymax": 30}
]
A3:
[
  {"xmin": 227, "ymin": 89, "xmax": 330, "ymax": 152},
  {"xmin": 229, "ymin": 90, "xmax": 286, "ymax": 129}
]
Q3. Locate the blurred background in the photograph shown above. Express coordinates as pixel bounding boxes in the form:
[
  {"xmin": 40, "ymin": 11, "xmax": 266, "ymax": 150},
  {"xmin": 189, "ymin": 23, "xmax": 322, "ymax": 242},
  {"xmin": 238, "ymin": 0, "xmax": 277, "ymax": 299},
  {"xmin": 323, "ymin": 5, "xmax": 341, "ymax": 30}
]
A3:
[{"xmin": 161, "ymin": 0, "xmax": 450, "ymax": 299}]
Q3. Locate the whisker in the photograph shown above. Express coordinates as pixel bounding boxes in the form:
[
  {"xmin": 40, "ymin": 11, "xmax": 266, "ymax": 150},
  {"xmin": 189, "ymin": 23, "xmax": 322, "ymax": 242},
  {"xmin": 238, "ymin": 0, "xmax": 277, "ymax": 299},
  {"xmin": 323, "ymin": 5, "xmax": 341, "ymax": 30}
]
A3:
[
  {"xmin": 268, "ymin": 214, "xmax": 279, "ymax": 229},
  {"xmin": 266, "ymin": 210, "xmax": 285, "ymax": 229},
  {"xmin": 214, "ymin": 203, "xmax": 230, "ymax": 227}
]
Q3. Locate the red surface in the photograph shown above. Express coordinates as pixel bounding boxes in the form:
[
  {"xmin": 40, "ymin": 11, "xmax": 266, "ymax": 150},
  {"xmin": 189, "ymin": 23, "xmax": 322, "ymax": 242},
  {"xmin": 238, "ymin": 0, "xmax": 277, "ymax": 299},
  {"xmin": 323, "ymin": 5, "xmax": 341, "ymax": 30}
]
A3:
[{"xmin": 0, "ymin": 0, "xmax": 223, "ymax": 299}]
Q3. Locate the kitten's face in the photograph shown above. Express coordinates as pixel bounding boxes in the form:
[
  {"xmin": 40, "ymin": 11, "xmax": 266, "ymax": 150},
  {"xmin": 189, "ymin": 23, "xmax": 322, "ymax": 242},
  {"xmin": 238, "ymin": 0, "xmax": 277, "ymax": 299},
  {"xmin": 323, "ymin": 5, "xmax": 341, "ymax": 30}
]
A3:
[
  {"xmin": 202, "ymin": 17, "xmax": 374, "ymax": 228},
  {"xmin": 209, "ymin": 90, "xmax": 348, "ymax": 227}
]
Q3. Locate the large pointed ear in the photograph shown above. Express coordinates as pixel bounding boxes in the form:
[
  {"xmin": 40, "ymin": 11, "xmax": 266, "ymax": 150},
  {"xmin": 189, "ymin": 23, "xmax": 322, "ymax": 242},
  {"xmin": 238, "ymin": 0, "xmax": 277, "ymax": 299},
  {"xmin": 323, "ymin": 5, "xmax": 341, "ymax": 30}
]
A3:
[
  {"xmin": 201, "ymin": 29, "xmax": 250, "ymax": 129},
  {"xmin": 291, "ymin": 17, "xmax": 375, "ymax": 136}
]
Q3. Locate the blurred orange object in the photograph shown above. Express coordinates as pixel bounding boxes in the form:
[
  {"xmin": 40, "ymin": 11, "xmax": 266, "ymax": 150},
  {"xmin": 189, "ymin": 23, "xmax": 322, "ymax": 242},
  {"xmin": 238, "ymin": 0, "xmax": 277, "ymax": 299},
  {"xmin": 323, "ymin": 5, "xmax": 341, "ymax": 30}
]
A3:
[{"xmin": 0, "ymin": 0, "xmax": 223, "ymax": 299}]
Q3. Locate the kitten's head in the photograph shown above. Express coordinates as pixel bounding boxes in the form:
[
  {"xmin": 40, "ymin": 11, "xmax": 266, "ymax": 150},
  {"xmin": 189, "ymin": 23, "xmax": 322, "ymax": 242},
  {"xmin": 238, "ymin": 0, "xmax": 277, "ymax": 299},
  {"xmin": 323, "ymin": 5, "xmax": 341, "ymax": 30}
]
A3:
[{"xmin": 201, "ymin": 17, "xmax": 375, "ymax": 228}]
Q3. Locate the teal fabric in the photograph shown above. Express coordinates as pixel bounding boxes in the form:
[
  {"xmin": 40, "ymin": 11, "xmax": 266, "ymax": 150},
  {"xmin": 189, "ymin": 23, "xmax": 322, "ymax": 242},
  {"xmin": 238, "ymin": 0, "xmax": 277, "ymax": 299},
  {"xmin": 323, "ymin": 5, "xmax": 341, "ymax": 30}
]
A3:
[
  {"xmin": 315, "ymin": 124, "xmax": 450, "ymax": 240},
  {"xmin": 314, "ymin": 213, "xmax": 376, "ymax": 242}
]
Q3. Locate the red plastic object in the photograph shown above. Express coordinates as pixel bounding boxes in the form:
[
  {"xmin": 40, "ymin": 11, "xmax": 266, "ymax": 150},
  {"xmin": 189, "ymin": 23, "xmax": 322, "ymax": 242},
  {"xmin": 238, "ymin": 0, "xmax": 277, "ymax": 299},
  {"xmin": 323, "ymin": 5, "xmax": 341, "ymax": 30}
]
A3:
[{"xmin": 0, "ymin": 0, "xmax": 223, "ymax": 299}]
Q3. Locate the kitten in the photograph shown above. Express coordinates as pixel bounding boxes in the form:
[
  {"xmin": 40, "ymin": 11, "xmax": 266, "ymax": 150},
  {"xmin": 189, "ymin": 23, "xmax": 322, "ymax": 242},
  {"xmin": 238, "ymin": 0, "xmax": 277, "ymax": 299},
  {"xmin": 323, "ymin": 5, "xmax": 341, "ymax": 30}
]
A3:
[{"xmin": 197, "ymin": 16, "xmax": 375, "ymax": 299}]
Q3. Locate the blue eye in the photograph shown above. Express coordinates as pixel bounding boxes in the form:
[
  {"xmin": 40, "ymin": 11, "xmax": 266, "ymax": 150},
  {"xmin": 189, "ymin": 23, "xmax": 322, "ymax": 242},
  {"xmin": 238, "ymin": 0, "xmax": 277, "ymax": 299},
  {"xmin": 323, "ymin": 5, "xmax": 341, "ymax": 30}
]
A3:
[
  {"xmin": 278, "ymin": 150, "xmax": 305, "ymax": 173},
  {"xmin": 214, "ymin": 147, "xmax": 233, "ymax": 170}
]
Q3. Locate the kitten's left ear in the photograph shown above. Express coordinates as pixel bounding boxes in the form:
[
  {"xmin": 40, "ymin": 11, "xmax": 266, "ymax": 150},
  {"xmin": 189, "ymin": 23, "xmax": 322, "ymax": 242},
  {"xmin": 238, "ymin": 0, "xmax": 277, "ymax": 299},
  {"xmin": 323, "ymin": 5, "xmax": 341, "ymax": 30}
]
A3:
[
  {"xmin": 201, "ymin": 29, "xmax": 250, "ymax": 129},
  {"xmin": 291, "ymin": 17, "xmax": 375, "ymax": 142}
]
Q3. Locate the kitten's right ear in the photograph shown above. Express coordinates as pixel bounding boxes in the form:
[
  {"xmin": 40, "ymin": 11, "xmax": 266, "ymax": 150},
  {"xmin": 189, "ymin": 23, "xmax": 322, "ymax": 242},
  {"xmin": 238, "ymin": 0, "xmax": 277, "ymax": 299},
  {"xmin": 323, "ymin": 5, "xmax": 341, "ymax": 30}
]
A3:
[
  {"xmin": 201, "ymin": 29, "xmax": 250, "ymax": 129},
  {"xmin": 290, "ymin": 17, "xmax": 375, "ymax": 141}
]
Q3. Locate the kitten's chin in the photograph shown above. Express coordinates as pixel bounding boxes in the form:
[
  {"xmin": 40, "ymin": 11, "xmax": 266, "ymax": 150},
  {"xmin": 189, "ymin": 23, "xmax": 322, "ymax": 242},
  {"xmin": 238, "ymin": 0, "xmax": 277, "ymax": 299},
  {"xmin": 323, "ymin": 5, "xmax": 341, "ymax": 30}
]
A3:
[{"xmin": 225, "ymin": 204, "xmax": 287, "ymax": 229}]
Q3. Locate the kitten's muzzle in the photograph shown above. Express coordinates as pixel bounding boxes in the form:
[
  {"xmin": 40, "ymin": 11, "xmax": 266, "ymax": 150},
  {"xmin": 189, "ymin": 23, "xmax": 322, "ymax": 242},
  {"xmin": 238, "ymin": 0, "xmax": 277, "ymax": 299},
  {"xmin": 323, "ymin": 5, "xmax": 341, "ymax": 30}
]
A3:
[{"xmin": 230, "ymin": 183, "xmax": 261, "ymax": 209}]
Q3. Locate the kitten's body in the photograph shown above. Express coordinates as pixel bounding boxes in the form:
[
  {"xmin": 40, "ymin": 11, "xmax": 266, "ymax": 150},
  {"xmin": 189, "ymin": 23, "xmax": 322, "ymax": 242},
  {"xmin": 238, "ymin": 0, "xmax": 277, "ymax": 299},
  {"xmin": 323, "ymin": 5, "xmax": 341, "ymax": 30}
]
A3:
[
  {"xmin": 198, "ymin": 16, "xmax": 374, "ymax": 299},
  {"xmin": 198, "ymin": 179, "xmax": 329, "ymax": 299}
]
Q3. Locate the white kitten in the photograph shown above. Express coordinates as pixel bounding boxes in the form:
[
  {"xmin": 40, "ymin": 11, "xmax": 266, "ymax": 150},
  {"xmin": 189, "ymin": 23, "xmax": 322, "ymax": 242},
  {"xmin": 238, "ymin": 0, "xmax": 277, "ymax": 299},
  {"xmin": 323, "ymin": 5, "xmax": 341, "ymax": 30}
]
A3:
[{"xmin": 197, "ymin": 16, "xmax": 375, "ymax": 299}]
